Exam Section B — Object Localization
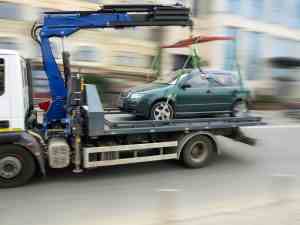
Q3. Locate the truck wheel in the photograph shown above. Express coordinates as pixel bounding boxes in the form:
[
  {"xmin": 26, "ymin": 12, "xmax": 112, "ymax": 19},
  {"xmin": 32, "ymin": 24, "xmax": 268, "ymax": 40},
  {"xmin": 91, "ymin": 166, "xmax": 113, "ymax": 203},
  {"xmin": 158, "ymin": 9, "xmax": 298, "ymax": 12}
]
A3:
[
  {"xmin": 0, "ymin": 145, "xmax": 36, "ymax": 188},
  {"xmin": 182, "ymin": 135, "xmax": 215, "ymax": 168},
  {"xmin": 150, "ymin": 101, "xmax": 174, "ymax": 121}
]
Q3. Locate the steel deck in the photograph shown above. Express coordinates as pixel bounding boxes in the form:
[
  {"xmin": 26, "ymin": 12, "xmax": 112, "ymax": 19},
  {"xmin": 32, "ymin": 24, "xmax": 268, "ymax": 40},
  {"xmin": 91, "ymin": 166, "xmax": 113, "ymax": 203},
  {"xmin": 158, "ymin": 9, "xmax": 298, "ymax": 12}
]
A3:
[{"xmin": 101, "ymin": 114, "xmax": 264, "ymax": 136}]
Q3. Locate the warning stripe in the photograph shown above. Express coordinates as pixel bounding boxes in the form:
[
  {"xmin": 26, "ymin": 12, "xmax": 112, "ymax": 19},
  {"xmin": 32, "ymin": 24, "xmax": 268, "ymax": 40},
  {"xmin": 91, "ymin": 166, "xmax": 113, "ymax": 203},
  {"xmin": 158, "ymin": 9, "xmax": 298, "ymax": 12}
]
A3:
[{"xmin": 0, "ymin": 128, "xmax": 23, "ymax": 133}]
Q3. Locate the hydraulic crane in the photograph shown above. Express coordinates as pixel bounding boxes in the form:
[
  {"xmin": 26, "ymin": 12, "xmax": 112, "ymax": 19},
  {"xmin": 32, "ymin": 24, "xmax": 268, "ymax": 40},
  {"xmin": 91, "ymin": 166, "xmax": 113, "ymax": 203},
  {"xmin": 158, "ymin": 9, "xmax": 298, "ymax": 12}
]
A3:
[
  {"xmin": 31, "ymin": 3, "xmax": 193, "ymax": 173},
  {"xmin": 31, "ymin": 4, "xmax": 192, "ymax": 126}
]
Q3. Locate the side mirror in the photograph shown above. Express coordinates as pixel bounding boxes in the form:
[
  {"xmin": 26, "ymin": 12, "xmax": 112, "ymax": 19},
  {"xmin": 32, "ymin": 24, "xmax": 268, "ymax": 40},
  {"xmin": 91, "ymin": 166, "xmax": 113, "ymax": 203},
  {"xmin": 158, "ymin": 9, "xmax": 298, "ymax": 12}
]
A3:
[{"xmin": 180, "ymin": 83, "xmax": 191, "ymax": 90}]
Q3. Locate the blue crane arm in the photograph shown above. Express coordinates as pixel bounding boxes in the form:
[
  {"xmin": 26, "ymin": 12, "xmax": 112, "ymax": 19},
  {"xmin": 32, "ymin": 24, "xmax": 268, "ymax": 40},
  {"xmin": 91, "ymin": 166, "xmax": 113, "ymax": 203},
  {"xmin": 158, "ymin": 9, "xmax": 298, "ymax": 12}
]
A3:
[
  {"xmin": 38, "ymin": 13, "xmax": 133, "ymax": 122},
  {"xmin": 35, "ymin": 4, "xmax": 192, "ymax": 124}
]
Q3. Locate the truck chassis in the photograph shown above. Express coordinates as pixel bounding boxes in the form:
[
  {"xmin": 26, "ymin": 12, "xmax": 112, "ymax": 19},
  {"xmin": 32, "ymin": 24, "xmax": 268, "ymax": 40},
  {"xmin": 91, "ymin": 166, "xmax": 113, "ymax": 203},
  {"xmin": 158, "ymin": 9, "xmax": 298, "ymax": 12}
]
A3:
[{"xmin": 0, "ymin": 113, "xmax": 262, "ymax": 188}]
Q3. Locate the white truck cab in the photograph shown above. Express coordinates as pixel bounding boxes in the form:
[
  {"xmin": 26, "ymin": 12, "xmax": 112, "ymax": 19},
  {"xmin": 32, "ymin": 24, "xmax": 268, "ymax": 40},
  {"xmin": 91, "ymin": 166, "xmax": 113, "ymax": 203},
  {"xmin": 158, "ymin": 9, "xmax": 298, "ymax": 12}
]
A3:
[{"xmin": 0, "ymin": 50, "xmax": 30, "ymax": 131}]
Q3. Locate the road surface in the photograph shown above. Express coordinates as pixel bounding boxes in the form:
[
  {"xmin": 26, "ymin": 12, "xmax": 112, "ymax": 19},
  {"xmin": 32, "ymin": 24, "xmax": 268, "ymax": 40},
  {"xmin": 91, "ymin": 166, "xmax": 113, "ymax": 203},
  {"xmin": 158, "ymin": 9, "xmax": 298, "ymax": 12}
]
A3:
[{"xmin": 1, "ymin": 111, "xmax": 300, "ymax": 225}]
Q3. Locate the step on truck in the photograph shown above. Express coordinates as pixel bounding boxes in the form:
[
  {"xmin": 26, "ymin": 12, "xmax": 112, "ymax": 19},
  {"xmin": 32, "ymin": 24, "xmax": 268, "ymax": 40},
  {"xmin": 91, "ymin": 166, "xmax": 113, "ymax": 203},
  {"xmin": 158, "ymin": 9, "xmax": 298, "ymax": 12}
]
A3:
[{"xmin": 0, "ymin": 4, "xmax": 263, "ymax": 188}]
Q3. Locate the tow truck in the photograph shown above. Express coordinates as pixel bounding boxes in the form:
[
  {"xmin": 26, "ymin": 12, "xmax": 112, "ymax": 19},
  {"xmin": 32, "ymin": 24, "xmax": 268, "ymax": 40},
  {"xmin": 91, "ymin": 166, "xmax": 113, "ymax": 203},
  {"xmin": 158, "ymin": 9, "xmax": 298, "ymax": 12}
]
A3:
[{"xmin": 0, "ymin": 4, "xmax": 263, "ymax": 188}]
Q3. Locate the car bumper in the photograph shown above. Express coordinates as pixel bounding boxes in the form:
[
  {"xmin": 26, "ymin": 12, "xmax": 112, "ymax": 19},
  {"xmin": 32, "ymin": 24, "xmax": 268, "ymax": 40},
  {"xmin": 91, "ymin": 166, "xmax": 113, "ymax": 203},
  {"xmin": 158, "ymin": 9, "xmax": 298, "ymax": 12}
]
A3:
[{"xmin": 118, "ymin": 97, "xmax": 148, "ymax": 117}]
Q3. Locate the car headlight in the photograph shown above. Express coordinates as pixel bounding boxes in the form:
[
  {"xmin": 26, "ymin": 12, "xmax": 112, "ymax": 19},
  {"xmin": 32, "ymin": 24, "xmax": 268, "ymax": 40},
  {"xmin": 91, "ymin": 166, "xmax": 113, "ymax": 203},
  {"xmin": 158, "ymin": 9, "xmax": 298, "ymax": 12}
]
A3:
[{"xmin": 130, "ymin": 93, "xmax": 144, "ymax": 100}]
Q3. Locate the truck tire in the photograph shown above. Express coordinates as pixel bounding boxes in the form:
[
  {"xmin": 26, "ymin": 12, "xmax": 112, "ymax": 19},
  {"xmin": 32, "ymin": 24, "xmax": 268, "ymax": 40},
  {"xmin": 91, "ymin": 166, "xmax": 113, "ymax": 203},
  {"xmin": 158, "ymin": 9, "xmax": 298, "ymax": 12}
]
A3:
[
  {"xmin": 181, "ymin": 135, "xmax": 214, "ymax": 168},
  {"xmin": 0, "ymin": 145, "xmax": 36, "ymax": 188}
]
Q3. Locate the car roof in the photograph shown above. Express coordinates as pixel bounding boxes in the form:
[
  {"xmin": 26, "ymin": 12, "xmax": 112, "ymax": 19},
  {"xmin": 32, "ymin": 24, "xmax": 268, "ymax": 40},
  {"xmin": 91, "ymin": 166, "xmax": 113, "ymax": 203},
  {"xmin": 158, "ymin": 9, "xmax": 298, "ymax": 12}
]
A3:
[{"xmin": 195, "ymin": 68, "xmax": 235, "ymax": 75}]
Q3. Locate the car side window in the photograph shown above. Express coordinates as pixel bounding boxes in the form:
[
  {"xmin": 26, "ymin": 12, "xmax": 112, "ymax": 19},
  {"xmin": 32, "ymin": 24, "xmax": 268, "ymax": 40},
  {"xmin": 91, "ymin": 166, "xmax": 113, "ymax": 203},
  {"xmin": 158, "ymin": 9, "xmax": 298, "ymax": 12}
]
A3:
[
  {"xmin": 184, "ymin": 73, "xmax": 209, "ymax": 88},
  {"xmin": 208, "ymin": 75, "xmax": 224, "ymax": 87},
  {"xmin": 0, "ymin": 58, "xmax": 4, "ymax": 96},
  {"xmin": 209, "ymin": 72, "xmax": 239, "ymax": 87}
]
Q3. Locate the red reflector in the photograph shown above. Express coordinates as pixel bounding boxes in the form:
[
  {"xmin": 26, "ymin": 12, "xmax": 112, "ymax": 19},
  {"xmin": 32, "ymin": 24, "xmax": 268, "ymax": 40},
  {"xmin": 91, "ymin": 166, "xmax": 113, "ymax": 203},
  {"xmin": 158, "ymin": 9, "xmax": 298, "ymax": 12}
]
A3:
[{"xmin": 38, "ymin": 101, "xmax": 50, "ymax": 111}]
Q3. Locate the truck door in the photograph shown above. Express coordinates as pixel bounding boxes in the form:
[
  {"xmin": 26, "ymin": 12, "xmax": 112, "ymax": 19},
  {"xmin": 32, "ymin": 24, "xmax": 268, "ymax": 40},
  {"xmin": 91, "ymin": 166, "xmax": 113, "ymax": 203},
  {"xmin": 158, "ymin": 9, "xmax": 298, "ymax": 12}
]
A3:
[
  {"xmin": 21, "ymin": 59, "xmax": 30, "ymax": 117},
  {"xmin": 0, "ymin": 57, "xmax": 10, "ymax": 129}
]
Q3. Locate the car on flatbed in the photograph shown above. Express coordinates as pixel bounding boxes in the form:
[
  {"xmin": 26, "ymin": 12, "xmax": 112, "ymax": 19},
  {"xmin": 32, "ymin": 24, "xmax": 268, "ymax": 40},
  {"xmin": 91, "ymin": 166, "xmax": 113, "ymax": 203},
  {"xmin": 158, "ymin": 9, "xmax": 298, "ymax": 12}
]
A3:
[{"xmin": 118, "ymin": 69, "xmax": 251, "ymax": 120}]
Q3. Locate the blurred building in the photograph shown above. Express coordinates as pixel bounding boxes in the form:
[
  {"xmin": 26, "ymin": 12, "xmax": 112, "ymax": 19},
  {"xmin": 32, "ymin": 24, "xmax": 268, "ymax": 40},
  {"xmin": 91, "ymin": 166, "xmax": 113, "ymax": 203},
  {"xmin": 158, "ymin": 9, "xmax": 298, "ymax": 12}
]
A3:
[
  {"xmin": 0, "ymin": 0, "xmax": 170, "ymax": 105},
  {"xmin": 158, "ymin": 0, "xmax": 300, "ymax": 96},
  {"xmin": 1, "ymin": 0, "xmax": 300, "ymax": 104},
  {"xmin": 185, "ymin": 0, "xmax": 300, "ymax": 95}
]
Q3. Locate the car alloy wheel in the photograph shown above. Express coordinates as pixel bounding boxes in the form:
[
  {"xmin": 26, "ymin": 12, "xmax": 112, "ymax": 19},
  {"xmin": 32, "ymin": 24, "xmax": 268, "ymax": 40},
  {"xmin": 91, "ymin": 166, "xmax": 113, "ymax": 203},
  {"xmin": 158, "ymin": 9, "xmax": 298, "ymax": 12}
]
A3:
[{"xmin": 151, "ymin": 101, "xmax": 174, "ymax": 121}]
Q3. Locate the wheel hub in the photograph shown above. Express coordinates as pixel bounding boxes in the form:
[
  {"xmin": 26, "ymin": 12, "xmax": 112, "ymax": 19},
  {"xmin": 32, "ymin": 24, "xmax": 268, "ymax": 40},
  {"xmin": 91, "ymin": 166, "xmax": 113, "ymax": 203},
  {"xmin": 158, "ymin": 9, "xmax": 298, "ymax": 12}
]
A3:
[
  {"xmin": 153, "ymin": 103, "xmax": 171, "ymax": 121},
  {"xmin": 190, "ymin": 142, "xmax": 207, "ymax": 162},
  {"xmin": 0, "ymin": 156, "xmax": 22, "ymax": 179}
]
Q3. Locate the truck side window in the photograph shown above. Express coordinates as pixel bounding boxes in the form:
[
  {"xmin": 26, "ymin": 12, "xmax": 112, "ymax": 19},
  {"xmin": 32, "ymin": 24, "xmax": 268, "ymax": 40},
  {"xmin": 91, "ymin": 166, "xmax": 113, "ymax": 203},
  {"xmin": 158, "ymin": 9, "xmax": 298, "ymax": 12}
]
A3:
[{"xmin": 0, "ymin": 58, "xmax": 4, "ymax": 96}]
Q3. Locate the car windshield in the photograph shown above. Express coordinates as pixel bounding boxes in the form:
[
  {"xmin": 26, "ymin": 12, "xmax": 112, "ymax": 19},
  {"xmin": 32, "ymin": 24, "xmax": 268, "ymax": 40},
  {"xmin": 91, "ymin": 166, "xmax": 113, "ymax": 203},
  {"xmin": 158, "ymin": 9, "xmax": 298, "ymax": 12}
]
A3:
[
  {"xmin": 168, "ymin": 73, "xmax": 190, "ymax": 85},
  {"xmin": 153, "ymin": 69, "xmax": 240, "ymax": 87},
  {"xmin": 153, "ymin": 69, "xmax": 192, "ymax": 85}
]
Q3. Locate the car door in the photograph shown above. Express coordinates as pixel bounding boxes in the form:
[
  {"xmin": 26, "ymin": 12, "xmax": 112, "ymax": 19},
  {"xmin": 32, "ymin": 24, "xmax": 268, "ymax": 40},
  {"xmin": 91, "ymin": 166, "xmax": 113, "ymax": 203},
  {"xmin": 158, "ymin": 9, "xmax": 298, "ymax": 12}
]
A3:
[
  {"xmin": 207, "ymin": 72, "xmax": 239, "ymax": 111},
  {"xmin": 175, "ymin": 72, "xmax": 211, "ymax": 114}
]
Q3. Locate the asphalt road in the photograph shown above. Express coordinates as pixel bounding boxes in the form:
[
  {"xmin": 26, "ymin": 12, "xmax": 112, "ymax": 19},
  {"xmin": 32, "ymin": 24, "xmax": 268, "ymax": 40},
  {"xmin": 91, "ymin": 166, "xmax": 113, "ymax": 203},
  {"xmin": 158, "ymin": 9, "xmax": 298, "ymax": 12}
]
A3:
[{"xmin": 1, "ymin": 112, "xmax": 300, "ymax": 225}]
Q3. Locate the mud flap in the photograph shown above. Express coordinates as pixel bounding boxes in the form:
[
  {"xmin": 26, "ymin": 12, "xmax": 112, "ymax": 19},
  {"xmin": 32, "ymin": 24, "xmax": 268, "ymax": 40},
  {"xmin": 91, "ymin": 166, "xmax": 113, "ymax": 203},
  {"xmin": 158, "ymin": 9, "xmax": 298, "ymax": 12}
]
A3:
[{"xmin": 227, "ymin": 128, "xmax": 257, "ymax": 146}]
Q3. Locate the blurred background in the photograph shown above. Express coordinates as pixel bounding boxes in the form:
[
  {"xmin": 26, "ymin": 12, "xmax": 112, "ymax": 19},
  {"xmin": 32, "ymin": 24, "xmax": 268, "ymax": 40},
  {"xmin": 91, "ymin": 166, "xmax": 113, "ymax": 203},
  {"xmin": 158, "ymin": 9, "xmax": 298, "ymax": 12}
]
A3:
[
  {"xmin": 2, "ymin": 2, "xmax": 300, "ymax": 224},
  {"xmin": 1, "ymin": 0, "xmax": 300, "ymax": 109}
]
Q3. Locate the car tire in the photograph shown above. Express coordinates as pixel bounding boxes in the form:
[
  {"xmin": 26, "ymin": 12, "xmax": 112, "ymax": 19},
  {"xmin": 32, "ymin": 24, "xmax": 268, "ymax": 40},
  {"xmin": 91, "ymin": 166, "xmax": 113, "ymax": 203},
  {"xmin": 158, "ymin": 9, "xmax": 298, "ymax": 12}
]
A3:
[
  {"xmin": 231, "ymin": 100, "xmax": 249, "ymax": 117},
  {"xmin": 181, "ymin": 135, "xmax": 215, "ymax": 168},
  {"xmin": 150, "ymin": 101, "xmax": 174, "ymax": 121},
  {"xmin": 0, "ymin": 145, "xmax": 36, "ymax": 188}
]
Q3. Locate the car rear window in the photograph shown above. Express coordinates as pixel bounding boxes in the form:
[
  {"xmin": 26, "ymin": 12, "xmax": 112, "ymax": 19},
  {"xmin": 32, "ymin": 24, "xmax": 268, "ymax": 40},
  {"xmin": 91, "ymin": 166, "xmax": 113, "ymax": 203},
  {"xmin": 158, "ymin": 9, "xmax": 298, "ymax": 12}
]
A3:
[{"xmin": 211, "ymin": 72, "xmax": 240, "ymax": 86}]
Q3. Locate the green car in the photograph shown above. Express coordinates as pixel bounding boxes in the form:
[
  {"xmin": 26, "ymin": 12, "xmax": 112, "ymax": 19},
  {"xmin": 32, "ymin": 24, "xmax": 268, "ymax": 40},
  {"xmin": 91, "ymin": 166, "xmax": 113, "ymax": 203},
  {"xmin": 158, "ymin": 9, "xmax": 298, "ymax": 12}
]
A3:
[{"xmin": 119, "ymin": 69, "xmax": 251, "ymax": 120}]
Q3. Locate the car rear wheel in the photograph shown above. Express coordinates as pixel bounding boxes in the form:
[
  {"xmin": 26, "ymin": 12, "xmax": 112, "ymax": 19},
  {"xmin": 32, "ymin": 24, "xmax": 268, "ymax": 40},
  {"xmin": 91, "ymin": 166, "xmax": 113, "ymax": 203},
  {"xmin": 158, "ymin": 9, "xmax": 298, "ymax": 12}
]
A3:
[
  {"xmin": 150, "ymin": 101, "xmax": 174, "ymax": 121},
  {"xmin": 232, "ymin": 100, "xmax": 249, "ymax": 117}
]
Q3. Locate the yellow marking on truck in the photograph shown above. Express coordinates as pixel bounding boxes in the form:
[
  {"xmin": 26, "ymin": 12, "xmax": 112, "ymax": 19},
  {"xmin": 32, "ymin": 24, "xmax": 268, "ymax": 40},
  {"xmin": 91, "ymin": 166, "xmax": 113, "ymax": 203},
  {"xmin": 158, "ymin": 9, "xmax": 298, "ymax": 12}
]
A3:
[{"xmin": 0, "ymin": 128, "xmax": 22, "ymax": 133}]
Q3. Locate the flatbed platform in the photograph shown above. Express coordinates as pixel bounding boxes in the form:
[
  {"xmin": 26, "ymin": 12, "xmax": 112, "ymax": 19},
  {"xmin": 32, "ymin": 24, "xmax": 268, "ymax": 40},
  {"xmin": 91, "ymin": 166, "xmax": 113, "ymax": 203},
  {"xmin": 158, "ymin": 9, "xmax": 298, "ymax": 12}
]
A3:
[
  {"xmin": 83, "ymin": 113, "xmax": 263, "ymax": 170},
  {"xmin": 102, "ymin": 113, "xmax": 264, "ymax": 136}
]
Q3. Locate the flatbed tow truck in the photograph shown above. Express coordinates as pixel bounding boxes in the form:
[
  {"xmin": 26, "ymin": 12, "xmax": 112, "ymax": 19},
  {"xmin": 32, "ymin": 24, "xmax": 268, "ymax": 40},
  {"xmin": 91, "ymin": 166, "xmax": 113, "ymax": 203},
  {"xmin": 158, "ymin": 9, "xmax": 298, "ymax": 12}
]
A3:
[{"xmin": 0, "ymin": 4, "xmax": 263, "ymax": 188}]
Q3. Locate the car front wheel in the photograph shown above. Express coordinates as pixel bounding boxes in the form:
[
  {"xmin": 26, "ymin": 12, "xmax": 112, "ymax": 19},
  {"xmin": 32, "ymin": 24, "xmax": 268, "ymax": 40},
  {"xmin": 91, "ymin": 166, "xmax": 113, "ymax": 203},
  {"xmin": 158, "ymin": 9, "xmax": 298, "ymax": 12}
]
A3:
[{"xmin": 150, "ymin": 101, "xmax": 174, "ymax": 121}]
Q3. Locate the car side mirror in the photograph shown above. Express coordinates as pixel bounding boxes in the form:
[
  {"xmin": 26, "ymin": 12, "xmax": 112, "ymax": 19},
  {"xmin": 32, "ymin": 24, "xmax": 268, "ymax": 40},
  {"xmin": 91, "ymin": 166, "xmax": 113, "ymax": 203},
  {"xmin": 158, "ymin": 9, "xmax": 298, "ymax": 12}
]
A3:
[{"xmin": 180, "ymin": 83, "xmax": 191, "ymax": 90}]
